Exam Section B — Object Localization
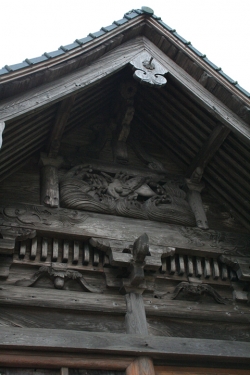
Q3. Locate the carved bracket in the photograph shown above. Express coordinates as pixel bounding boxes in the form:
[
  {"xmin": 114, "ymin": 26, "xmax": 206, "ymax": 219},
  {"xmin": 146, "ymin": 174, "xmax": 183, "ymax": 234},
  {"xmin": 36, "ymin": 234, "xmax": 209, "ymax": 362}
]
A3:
[
  {"xmin": 15, "ymin": 264, "xmax": 101, "ymax": 293},
  {"xmin": 130, "ymin": 51, "xmax": 168, "ymax": 87},
  {"xmin": 220, "ymin": 255, "xmax": 250, "ymax": 281},
  {"xmin": 171, "ymin": 281, "xmax": 227, "ymax": 304}
]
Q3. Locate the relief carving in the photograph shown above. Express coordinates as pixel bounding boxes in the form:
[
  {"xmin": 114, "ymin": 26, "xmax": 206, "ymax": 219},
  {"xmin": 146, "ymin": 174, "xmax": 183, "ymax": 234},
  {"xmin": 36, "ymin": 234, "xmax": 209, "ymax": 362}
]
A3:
[
  {"xmin": 15, "ymin": 265, "xmax": 101, "ymax": 293},
  {"xmin": 60, "ymin": 166, "xmax": 196, "ymax": 226},
  {"xmin": 171, "ymin": 281, "xmax": 226, "ymax": 304},
  {"xmin": 1, "ymin": 206, "xmax": 88, "ymax": 228}
]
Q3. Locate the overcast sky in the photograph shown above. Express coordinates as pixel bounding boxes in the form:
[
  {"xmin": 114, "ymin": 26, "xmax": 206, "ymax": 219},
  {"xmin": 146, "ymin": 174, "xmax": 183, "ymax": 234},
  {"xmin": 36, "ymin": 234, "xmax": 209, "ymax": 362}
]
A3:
[{"xmin": 1, "ymin": 0, "xmax": 250, "ymax": 92}]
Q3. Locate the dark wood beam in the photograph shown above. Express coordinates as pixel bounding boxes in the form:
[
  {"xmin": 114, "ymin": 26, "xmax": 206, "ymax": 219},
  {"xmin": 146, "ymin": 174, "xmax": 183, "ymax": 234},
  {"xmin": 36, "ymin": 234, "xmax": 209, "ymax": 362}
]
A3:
[
  {"xmin": 47, "ymin": 96, "xmax": 76, "ymax": 158},
  {"xmin": 0, "ymin": 350, "xmax": 133, "ymax": 370},
  {"xmin": 186, "ymin": 124, "xmax": 230, "ymax": 178},
  {"xmin": 1, "ymin": 327, "xmax": 250, "ymax": 364}
]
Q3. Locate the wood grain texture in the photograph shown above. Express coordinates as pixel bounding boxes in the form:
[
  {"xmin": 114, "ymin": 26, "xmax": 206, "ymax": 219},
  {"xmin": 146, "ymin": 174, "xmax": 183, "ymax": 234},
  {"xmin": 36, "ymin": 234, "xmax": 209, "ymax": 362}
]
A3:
[
  {"xmin": 1, "ymin": 203, "xmax": 249, "ymax": 258},
  {"xmin": 126, "ymin": 357, "xmax": 155, "ymax": 375},
  {"xmin": 143, "ymin": 38, "xmax": 250, "ymax": 143},
  {"xmin": 0, "ymin": 351, "xmax": 132, "ymax": 370},
  {"xmin": 125, "ymin": 293, "xmax": 148, "ymax": 335},
  {"xmin": 154, "ymin": 366, "xmax": 250, "ymax": 374},
  {"xmin": 1, "ymin": 327, "xmax": 250, "ymax": 363}
]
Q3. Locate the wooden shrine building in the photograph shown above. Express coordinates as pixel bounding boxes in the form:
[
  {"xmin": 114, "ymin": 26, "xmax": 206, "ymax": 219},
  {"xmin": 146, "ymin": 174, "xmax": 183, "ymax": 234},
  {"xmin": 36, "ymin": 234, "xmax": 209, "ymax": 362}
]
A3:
[{"xmin": 0, "ymin": 6, "xmax": 250, "ymax": 375}]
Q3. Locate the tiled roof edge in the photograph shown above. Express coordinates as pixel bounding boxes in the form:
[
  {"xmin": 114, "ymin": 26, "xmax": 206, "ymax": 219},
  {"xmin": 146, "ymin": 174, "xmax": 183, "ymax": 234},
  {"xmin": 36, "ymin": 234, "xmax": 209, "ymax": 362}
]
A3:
[{"xmin": 0, "ymin": 7, "xmax": 249, "ymax": 99}]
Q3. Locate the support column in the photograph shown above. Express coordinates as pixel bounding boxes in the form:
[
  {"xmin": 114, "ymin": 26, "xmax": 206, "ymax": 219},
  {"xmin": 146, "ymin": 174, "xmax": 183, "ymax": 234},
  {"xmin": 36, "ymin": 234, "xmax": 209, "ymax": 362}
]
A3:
[
  {"xmin": 40, "ymin": 153, "xmax": 63, "ymax": 208},
  {"xmin": 124, "ymin": 234, "xmax": 155, "ymax": 375}
]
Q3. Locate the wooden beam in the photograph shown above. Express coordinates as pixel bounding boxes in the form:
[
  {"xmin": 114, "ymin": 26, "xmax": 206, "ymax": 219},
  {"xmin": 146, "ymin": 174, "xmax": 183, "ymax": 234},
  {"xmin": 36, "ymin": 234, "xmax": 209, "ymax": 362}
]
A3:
[
  {"xmin": 1, "ymin": 285, "xmax": 250, "ymax": 323},
  {"xmin": 1, "ymin": 327, "xmax": 250, "ymax": 363},
  {"xmin": 0, "ymin": 38, "xmax": 145, "ymax": 122},
  {"xmin": 186, "ymin": 124, "xmax": 230, "ymax": 178},
  {"xmin": 0, "ymin": 350, "xmax": 133, "ymax": 370},
  {"xmin": 47, "ymin": 96, "xmax": 76, "ymax": 158}
]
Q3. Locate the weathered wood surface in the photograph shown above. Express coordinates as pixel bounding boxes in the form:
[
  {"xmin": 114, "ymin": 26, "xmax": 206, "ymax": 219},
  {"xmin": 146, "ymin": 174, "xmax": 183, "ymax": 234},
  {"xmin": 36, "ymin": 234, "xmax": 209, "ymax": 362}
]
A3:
[
  {"xmin": 1, "ymin": 327, "xmax": 250, "ymax": 363},
  {"xmin": 186, "ymin": 124, "xmax": 230, "ymax": 178},
  {"xmin": 0, "ymin": 351, "xmax": 132, "ymax": 370},
  {"xmin": 154, "ymin": 367, "xmax": 250, "ymax": 374},
  {"xmin": 0, "ymin": 286, "xmax": 250, "ymax": 324},
  {"xmin": 0, "ymin": 121, "xmax": 5, "ymax": 149},
  {"xmin": 0, "ymin": 38, "xmax": 145, "ymax": 122},
  {"xmin": 0, "ymin": 305, "xmax": 125, "ymax": 333},
  {"xmin": 125, "ymin": 293, "xmax": 148, "ymax": 335},
  {"xmin": 48, "ymin": 96, "xmax": 76, "ymax": 158},
  {"xmin": 1, "ymin": 35, "xmax": 249, "ymax": 145},
  {"xmin": 1, "ymin": 203, "xmax": 249, "ymax": 257},
  {"xmin": 147, "ymin": 316, "xmax": 250, "ymax": 342},
  {"xmin": 126, "ymin": 357, "xmax": 155, "ymax": 375},
  {"xmin": 143, "ymin": 38, "xmax": 250, "ymax": 143},
  {"xmin": 0, "ymin": 369, "xmax": 58, "ymax": 375}
]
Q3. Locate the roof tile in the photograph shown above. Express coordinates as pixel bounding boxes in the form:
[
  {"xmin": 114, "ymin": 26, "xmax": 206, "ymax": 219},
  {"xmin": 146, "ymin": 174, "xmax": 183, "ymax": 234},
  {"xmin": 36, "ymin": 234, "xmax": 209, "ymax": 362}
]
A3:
[
  {"xmin": 27, "ymin": 55, "xmax": 48, "ymax": 64},
  {"xmin": 124, "ymin": 11, "xmax": 139, "ymax": 20},
  {"xmin": 89, "ymin": 30, "xmax": 106, "ymax": 39},
  {"xmin": 101, "ymin": 24, "xmax": 117, "ymax": 32},
  {"xmin": 44, "ymin": 50, "xmax": 64, "ymax": 58},
  {"xmin": 61, "ymin": 42, "xmax": 80, "ymax": 51},
  {"xmin": 75, "ymin": 35, "xmax": 93, "ymax": 45}
]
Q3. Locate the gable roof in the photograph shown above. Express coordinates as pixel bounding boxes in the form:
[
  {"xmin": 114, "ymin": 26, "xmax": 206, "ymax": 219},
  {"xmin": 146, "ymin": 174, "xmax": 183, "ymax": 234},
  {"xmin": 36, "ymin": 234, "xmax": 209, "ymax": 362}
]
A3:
[{"xmin": 0, "ymin": 7, "xmax": 249, "ymax": 231}]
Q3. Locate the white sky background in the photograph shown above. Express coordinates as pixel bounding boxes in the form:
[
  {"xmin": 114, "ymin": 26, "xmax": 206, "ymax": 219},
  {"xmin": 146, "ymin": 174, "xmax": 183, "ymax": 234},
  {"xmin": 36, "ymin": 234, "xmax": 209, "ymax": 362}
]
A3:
[{"xmin": 0, "ymin": 0, "xmax": 250, "ymax": 92}]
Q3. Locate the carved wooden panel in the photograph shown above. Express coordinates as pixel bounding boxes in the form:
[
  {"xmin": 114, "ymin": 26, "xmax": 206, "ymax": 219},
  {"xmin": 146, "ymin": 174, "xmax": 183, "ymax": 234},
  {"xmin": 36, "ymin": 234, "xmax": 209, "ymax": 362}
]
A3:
[{"xmin": 60, "ymin": 167, "xmax": 196, "ymax": 226}]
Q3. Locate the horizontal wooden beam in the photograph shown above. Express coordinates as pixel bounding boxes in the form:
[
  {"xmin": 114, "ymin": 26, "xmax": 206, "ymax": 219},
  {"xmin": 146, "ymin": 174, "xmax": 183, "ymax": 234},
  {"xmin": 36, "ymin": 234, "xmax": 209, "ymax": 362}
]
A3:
[
  {"xmin": 1, "ymin": 286, "xmax": 250, "ymax": 323},
  {"xmin": 0, "ymin": 38, "xmax": 145, "ymax": 122},
  {"xmin": 1, "ymin": 327, "xmax": 250, "ymax": 363},
  {"xmin": 1, "ymin": 203, "xmax": 249, "ymax": 258},
  {"xmin": 0, "ymin": 350, "xmax": 133, "ymax": 370}
]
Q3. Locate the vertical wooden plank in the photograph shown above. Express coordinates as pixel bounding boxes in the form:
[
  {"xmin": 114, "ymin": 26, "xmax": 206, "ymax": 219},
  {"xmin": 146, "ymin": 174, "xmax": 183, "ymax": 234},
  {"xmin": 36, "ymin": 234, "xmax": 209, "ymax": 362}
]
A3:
[
  {"xmin": 93, "ymin": 249, "xmax": 100, "ymax": 266},
  {"xmin": 83, "ymin": 243, "xmax": 90, "ymax": 265},
  {"xmin": 19, "ymin": 242, "xmax": 26, "ymax": 259},
  {"xmin": 221, "ymin": 264, "xmax": 228, "ymax": 280},
  {"xmin": 178, "ymin": 255, "xmax": 185, "ymax": 275},
  {"xmin": 52, "ymin": 238, "xmax": 59, "ymax": 262},
  {"xmin": 125, "ymin": 293, "xmax": 148, "ymax": 335},
  {"xmin": 63, "ymin": 240, "xmax": 69, "ymax": 263},
  {"xmin": 187, "ymin": 256, "xmax": 194, "ymax": 276},
  {"xmin": 103, "ymin": 254, "xmax": 110, "ymax": 267},
  {"xmin": 204, "ymin": 258, "xmax": 211, "ymax": 278},
  {"xmin": 213, "ymin": 259, "xmax": 220, "ymax": 279},
  {"xmin": 41, "ymin": 165, "xmax": 59, "ymax": 207},
  {"xmin": 161, "ymin": 257, "xmax": 167, "ymax": 273},
  {"xmin": 73, "ymin": 241, "xmax": 79, "ymax": 264},
  {"xmin": 30, "ymin": 237, "xmax": 37, "ymax": 260},
  {"xmin": 41, "ymin": 237, "xmax": 48, "ymax": 261},
  {"xmin": 195, "ymin": 256, "xmax": 202, "ymax": 277},
  {"xmin": 170, "ymin": 255, "xmax": 176, "ymax": 274},
  {"xmin": 126, "ymin": 357, "xmax": 155, "ymax": 375}
]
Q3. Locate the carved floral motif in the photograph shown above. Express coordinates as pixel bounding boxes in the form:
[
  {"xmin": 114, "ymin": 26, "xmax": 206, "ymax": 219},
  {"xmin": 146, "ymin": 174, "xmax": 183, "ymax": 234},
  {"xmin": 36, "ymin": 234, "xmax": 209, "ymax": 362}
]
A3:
[
  {"xmin": 15, "ymin": 265, "xmax": 101, "ymax": 293},
  {"xmin": 172, "ymin": 281, "xmax": 226, "ymax": 304},
  {"xmin": 60, "ymin": 165, "xmax": 196, "ymax": 226}
]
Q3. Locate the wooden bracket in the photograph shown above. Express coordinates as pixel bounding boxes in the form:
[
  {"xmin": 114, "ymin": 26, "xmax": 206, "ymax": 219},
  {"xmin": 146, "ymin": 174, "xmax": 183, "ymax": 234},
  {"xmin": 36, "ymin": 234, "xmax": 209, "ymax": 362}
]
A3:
[
  {"xmin": 126, "ymin": 357, "xmax": 155, "ymax": 375},
  {"xmin": 220, "ymin": 255, "xmax": 250, "ymax": 281}
]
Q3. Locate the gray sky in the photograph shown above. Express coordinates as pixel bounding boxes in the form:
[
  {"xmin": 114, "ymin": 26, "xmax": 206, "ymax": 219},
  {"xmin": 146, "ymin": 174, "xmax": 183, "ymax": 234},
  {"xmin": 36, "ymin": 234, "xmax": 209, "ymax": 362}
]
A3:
[{"xmin": 1, "ymin": 0, "xmax": 250, "ymax": 92}]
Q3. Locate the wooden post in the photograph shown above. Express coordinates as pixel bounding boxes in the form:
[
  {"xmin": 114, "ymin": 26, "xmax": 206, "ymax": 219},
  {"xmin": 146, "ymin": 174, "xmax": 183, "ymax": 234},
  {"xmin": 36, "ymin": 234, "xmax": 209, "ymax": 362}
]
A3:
[
  {"xmin": 60, "ymin": 368, "xmax": 69, "ymax": 375},
  {"xmin": 40, "ymin": 154, "xmax": 63, "ymax": 208},
  {"xmin": 0, "ymin": 121, "xmax": 5, "ymax": 149},
  {"xmin": 125, "ymin": 293, "xmax": 148, "ymax": 335},
  {"xmin": 126, "ymin": 357, "xmax": 155, "ymax": 375}
]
